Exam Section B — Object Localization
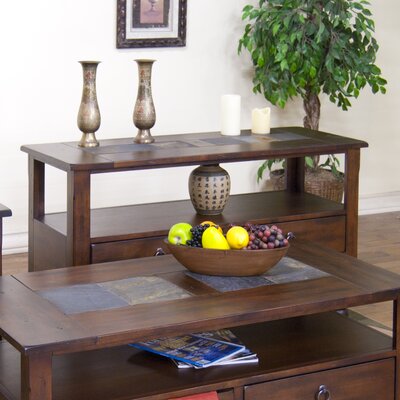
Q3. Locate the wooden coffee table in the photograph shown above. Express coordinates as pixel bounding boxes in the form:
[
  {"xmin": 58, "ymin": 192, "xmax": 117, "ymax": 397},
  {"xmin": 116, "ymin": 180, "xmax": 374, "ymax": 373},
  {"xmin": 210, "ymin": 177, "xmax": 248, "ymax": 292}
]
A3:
[{"xmin": 0, "ymin": 241, "xmax": 399, "ymax": 400}]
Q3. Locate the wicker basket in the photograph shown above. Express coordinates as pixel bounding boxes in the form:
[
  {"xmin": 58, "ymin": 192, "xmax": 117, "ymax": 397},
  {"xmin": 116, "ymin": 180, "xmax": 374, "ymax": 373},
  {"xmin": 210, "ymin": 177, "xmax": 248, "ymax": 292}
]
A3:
[{"xmin": 269, "ymin": 169, "xmax": 344, "ymax": 203}]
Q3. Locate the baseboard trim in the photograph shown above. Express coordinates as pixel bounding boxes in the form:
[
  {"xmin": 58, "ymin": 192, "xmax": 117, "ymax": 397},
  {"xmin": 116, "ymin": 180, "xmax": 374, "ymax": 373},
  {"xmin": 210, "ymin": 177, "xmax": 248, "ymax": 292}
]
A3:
[
  {"xmin": 358, "ymin": 191, "xmax": 400, "ymax": 215},
  {"xmin": 3, "ymin": 232, "xmax": 28, "ymax": 255},
  {"xmin": 2, "ymin": 191, "xmax": 399, "ymax": 255}
]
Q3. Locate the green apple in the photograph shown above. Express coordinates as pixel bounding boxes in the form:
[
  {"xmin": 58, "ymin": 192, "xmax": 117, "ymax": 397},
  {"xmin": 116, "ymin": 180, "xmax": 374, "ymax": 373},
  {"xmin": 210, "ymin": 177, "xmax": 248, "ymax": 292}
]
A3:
[{"xmin": 168, "ymin": 222, "xmax": 193, "ymax": 245}]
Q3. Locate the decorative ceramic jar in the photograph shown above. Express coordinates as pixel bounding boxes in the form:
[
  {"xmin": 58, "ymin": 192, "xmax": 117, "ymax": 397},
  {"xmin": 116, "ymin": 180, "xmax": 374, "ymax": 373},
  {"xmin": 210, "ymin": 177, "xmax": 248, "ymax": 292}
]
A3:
[
  {"xmin": 133, "ymin": 59, "xmax": 156, "ymax": 144},
  {"xmin": 77, "ymin": 61, "xmax": 101, "ymax": 148},
  {"xmin": 188, "ymin": 164, "xmax": 231, "ymax": 215}
]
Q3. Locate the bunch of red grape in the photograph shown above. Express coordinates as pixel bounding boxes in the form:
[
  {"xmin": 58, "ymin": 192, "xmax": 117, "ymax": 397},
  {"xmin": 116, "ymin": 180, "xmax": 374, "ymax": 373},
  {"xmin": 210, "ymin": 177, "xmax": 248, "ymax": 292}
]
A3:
[{"xmin": 243, "ymin": 224, "xmax": 291, "ymax": 250}]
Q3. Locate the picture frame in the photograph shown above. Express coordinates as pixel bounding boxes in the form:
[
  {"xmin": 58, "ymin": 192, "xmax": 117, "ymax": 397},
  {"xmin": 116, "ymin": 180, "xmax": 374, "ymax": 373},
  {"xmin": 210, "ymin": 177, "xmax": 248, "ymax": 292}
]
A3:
[{"xmin": 117, "ymin": 0, "xmax": 187, "ymax": 48}]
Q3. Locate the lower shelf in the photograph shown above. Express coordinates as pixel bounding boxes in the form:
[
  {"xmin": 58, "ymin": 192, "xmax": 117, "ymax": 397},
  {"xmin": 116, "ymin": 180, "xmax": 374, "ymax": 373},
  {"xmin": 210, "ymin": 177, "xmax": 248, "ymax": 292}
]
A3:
[
  {"xmin": 0, "ymin": 312, "xmax": 393, "ymax": 400},
  {"xmin": 43, "ymin": 191, "xmax": 345, "ymax": 243}
]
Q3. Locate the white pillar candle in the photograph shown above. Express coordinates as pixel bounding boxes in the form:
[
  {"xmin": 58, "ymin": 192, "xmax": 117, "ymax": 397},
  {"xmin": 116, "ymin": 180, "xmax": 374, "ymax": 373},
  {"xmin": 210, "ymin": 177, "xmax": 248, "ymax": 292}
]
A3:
[
  {"xmin": 220, "ymin": 94, "xmax": 241, "ymax": 136},
  {"xmin": 251, "ymin": 107, "xmax": 271, "ymax": 134}
]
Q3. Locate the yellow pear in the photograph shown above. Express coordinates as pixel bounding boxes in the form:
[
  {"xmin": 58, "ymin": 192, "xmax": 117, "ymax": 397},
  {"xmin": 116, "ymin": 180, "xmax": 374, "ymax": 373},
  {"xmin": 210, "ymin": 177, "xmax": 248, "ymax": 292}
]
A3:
[{"xmin": 202, "ymin": 226, "xmax": 230, "ymax": 250}]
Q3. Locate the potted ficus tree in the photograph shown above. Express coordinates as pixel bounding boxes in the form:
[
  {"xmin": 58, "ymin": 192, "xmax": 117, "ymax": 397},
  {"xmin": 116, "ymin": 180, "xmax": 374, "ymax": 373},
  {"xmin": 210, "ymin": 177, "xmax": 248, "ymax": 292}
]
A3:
[{"xmin": 238, "ymin": 0, "xmax": 387, "ymax": 202}]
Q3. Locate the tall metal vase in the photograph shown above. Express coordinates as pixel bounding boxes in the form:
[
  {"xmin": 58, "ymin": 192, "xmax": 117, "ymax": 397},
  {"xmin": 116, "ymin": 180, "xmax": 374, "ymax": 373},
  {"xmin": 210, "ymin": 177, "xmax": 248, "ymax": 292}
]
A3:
[
  {"xmin": 133, "ymin": 59, "xmax": 156, "ymax": 144},
  {"xmin": 77, "ymin": 61, "xmax": 101, "ymax": 148}
]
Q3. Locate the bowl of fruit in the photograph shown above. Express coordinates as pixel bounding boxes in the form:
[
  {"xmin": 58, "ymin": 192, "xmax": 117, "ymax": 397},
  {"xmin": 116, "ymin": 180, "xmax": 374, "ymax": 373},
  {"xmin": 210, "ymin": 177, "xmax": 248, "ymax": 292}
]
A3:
[{"xmin": 165, "ymin": 221, "xmax": 291, "ymax": 276}]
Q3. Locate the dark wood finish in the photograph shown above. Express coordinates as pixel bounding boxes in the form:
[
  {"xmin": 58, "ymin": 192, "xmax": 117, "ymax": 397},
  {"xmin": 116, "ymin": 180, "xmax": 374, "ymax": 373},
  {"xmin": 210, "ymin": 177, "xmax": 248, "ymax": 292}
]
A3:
[
  {"xmin": 0, "ymin": 243, "xmax": 399, "ymax": 399},
  {"xmin": 32, "ymin": 221, "xmax": 67, "ymax": 271},
  {"xmin": 91, "ymin": 235, "xmax": 166, "ymax": 264},
  {"xmin": 66, "ymin": 171, "xmax": 91, "ymax": 266},
  {"xmin": 244, "ymin": 359, "xmax": 394, "ymax": 400},
  {"xmin": 0, "ymin": 314, "xmax": 394, "ymax": 400},
  {"xmin": 28, "ymin": 157, "xmax": 44, "ymax": 272},
  {"xmin": 44, "ymin": 191, "xmax": 345, "ymax": 242},
  {"xmin": 21, "ymin": 352, "xmax": 52, "ymax": 400},
  {"xmin": 4, "ymin": 211, "xmax": 400, "ymax": 328},
  {"xmin": 285, "ymin": 156, "xmax": 305, "ymax": 193},
  {"xmin": 21, "ymin": 128, "xmax": 368, "ymax": 270},
  {"xmin": 0, "ymin": 204, "xmax": 12, "ymax": 276},
  {"xmin": 20, "ymin": 128, "xmax": 368, "ymax": 172},
  {"xmin": 0, "ymin": 205, "xmax": 12, "ymax": 219},
  {"xmin": 91, "ymin": 215, "xmax": 345, "ymax": 264},
  {"xmin": 344, "ymin": 148, "xmax": 361, "ymax": 257}
]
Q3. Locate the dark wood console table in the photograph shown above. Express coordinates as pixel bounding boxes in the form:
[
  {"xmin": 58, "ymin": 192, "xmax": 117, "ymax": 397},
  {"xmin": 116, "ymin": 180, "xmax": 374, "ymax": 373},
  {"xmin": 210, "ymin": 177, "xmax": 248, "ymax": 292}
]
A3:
[
  {"xmin": 0, "ymin": 204, "xmax": 12, "ymax": 276},
  {"xmin": 21, "ymin": 127, "xmax": 368, "ymax": 271},
  {"xmin": 0, "ymin": 242, "xmax": 398, "ymax": 400}
]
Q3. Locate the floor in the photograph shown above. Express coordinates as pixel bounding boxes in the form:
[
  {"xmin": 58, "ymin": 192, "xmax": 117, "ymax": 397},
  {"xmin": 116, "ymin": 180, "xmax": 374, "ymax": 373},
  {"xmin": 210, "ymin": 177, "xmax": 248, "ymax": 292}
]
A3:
[
  {"xmin": 351, "ymin": 211, "xmax": 400, "ymax": 333},
  {"xmin": 2, "ymin": 211, "xmax": 400, "ymax": 330}
]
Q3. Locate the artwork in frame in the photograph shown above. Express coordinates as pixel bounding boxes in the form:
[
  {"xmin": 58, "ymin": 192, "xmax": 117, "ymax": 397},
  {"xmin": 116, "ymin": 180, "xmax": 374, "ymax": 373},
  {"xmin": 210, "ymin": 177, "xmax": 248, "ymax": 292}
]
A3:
[{"xmin": 117, "ymin": 0, "xmax": 187, "ymax": 48}]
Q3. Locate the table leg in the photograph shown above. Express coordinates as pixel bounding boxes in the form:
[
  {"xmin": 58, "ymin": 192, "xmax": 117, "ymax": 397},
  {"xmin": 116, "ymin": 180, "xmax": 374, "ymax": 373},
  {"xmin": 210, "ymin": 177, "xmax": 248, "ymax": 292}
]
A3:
[
  {"xmin": 21, "ymin": 352, "xmax": 52, "ymax": 400},
  {"xmin": 28, "ymin": 158, "xmax": 45, "ymax": 272},
  {"xmin": 285, "ymin": 156, "xmax": 305, "ymax": 193},
  {"xmin": 393, "ymin": 296, "xmax": 400, "ymax": 400},
  {"xmin": 344, "ymin": 149, "xmax": 360, "ymax": 257},
  {"xmin": 66, "ymin": 170, "xmax": 91, "ymax": 266}
]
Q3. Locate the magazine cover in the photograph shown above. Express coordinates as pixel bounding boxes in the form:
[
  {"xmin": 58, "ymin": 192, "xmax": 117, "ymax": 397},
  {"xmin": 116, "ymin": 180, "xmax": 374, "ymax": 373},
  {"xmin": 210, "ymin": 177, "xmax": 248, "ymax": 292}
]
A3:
[
  {"xmin": 173, "ymin": 329, "xmax": 258, "ymax": 368},
  {"xmin": 130, "ymin": 334, "xmax": 245, "ymax": 368},
  {"xmin": 194, "ymin": 329, "xmax": 256, "ymax": 359}
]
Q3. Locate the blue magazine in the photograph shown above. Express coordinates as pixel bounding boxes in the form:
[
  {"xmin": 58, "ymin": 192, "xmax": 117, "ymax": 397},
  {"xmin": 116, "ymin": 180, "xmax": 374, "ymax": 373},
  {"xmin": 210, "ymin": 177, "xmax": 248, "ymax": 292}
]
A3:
[
  {"xmin": 130, "ymin": 333, "xmax": 245, "ymax": 368},
  {"xmin": 172, "ymin": 329, "xmax": 258, "ymax": 368}
]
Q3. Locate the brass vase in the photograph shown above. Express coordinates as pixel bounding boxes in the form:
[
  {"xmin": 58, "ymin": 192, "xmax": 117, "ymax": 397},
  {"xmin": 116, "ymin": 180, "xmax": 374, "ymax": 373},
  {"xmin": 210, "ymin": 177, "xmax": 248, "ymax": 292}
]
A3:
[
  {"xmin": 188, "ymin": 164, "xmax": 231, "ymax": 215},
  {"xmin": 133, "ymin": 59, "xmax": 156, "ymax": 144},
  {"xmin": 77, "ymin": 61, "xmax": 101, "ymax": 148}
]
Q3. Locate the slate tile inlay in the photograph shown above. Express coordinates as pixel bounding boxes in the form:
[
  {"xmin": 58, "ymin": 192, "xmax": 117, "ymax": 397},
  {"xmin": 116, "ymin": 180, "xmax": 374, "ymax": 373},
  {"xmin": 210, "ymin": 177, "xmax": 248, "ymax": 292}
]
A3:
[
  {"xmin": 39, "ymin": 276, "xmax": 191, "ymax": 314},
  {"xmin": 99, "ymin": 276, "xmax": 191, "ymax": 305},
  {"xmin": 39, "ymin": 283, "xmax": 129, "ymax": 314},
  {"xmin": 186, "ymin": 257, "xmax": 329, "ymax": 292}
]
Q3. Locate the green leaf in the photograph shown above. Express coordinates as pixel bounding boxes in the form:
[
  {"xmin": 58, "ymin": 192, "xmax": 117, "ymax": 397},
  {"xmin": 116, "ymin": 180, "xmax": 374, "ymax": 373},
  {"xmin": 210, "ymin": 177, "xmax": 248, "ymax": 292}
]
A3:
[
  {"xmin": 305, "ymin": 157, "xmax": 314, "ymax": 169},
  {"xmin": 280, "ymin": 59, "xmax": 289, "ymax": 71},
  {"xmin": 370, "ymin": 65, "xmax": 381, "ymax": 74},
  {"xmin": 242, "ymin": 5, "xmax": 253, "ymax": 13},
  {"xmin": 272, "ymin": 23, "xmax": 280, "ymax": 36},
  {"xmin": 277, "ymin": 98, "xmax": 286, "ymax": 108},
  {"xmin": 257, "ymin": 161, "xmax": 268, "ymax": 183}
]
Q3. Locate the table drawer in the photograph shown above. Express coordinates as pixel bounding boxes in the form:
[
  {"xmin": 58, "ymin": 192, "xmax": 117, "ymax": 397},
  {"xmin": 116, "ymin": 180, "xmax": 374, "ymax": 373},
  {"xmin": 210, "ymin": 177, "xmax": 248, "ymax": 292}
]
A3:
[
  {"xmin": 273, "ymin": 216, "xmax": 345, "ymax": 252},
  {"xmin": 91, "ymin": 216, "xmax": 345, "ymax": 264},
  {"xmin": 91, "ymin": 236, "xmax": 168, "ymax": 263},
  {"xmin": 218, "ymin": 389, "xmax": 234, "ymax": 400},
  {"xmin": 244, "ymin": 358, "xmax": 394, "ymax": 400}
]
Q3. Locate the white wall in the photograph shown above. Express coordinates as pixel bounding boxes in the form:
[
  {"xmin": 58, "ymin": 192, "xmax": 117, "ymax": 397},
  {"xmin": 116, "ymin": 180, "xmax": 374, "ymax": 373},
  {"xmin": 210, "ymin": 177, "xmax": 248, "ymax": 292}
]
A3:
[{"xmin": 0, "ymin": 0, "xmax": 399, "ymax": 253}]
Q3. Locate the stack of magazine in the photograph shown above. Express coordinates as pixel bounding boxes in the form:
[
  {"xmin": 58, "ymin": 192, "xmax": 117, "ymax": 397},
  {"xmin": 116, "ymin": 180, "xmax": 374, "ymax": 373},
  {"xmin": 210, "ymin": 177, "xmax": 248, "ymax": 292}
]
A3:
[{"xmin": 130, "ymin": 329, "xmax": 258, "ymax": 369}]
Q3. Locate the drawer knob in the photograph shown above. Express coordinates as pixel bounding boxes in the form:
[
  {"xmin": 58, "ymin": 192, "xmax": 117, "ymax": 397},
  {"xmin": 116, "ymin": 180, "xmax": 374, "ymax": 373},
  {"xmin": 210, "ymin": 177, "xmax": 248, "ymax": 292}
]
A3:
[{"xmin": 316, "ymin": 385, "xmax": 330, "ymax": 400}]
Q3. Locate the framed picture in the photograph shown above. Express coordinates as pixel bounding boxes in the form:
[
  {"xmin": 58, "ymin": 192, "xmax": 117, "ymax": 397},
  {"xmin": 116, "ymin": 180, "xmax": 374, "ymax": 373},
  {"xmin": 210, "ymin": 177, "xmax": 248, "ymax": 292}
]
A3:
[{"xmin": 117, "ymin": 0, "xmax": 187, "ymax": 48}]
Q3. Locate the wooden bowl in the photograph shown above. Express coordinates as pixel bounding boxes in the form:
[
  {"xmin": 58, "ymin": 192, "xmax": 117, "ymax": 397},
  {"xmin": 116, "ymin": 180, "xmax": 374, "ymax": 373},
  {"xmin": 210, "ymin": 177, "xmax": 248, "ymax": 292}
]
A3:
[{"xmin": 165, "ymin": 240, "xmax": 289, "ymax": 276}]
